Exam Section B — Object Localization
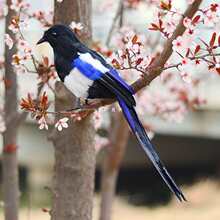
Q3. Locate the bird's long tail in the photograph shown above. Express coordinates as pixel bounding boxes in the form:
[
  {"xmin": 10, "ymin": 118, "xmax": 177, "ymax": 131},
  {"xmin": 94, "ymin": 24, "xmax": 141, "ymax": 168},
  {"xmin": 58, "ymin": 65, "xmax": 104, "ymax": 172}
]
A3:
[{"xmin": 118, "ymin": 97, "xmax": 186, "ymax": 202}]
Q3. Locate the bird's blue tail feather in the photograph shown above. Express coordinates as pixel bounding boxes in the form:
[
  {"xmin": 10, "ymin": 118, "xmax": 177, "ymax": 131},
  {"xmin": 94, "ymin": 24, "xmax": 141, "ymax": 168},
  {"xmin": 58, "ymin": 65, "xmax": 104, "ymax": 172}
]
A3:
[{"xmin": 118, "ymin": 97, "xmax": 186, "ymax": 202}]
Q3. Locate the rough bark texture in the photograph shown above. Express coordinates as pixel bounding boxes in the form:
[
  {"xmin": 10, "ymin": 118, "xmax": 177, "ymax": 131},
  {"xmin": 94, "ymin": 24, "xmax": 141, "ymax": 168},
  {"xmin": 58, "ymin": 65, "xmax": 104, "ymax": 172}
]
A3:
[
  {"xmin": 2, "ymin": 1, "xmax": 19, "ymax": 220},
  {"xmin": 99, "ymin": 112, "xmax": 129, "ymax": 220},
  {"xmin": 51, "ymin": 1, "xmax": 95, "ymax": 220}
]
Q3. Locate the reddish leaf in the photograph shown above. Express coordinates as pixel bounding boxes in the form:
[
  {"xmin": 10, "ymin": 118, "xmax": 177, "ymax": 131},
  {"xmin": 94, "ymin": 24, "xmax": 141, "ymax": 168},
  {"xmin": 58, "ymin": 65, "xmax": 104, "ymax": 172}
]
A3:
[
  {"xmin": 136, "ymin": 58, "xmax": 143, "ymax": 65},
  {"xmin": 111, "ymin": 59, "xmax": 121, "ymax": 69},
  {"xmin": 210, "ymin": 3, "xmax": 218, "ymax": 12},
  {"xmin": 185, "ymin": 48, "xmax": 191, "ymax": 57},
  {"xmin": 149, "ymin": 23, "xmax": 159, "ymax": 31},
  {"xmin": 216, "ymin": 68, "xmax": 220, "ymax": 75},
  {"xmin": 218, "ymin": 35, "xmax": 220, "ymax": 46},
  {"xmin": 132, "ymin": 35, "xmax": 138, "ymax": 44},
  {"xmin": 194, "ymin": 45, "xmax": 201, "ymax": 55},
  {"xmin": 43, "ymin": 56, "xmax": 49, "ymax": 66},
  {"xmin": 192, "ymin": 15, "xmax": 201, "ymax": 25},
  {"xmin": 160, "ymin": 0, "xmax": 172, "ymax": 10},
  {"xmin": 39, "ymin": 92, "xmax": 49, "ymax": 111},
  {"xmin": 20, "ymin": 93, "xmax": 36, "ymax": 112},
  {"xmin": 159, "ymin": 19, "xmax": 163, "ymax": 29},
  {"xmin": 208, "ymin": 64, "xmax": 215, "ymax": 70},
  {"xmin": 105, "ymin": 50, "xmax": 113, "ymax": 57},
  {"xmin": 209, "ymin": 32, "xmax": 216, "ymax": 47},
  {"xmin": 195, "ymin": 59, "xmax": 200, "ymax": 65}
]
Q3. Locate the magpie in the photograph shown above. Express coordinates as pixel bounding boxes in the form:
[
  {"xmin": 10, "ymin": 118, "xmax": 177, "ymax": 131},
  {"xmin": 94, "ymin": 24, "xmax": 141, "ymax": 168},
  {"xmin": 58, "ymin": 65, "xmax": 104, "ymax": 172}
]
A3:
[{"xmin": 37, "ymin": 24, "xmax": 186, "ymax": 202}]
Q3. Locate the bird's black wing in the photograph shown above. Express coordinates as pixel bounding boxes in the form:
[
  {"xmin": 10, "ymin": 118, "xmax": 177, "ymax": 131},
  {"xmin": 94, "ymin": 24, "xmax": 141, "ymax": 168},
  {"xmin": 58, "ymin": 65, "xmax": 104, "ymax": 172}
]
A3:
[{"xmin": 73, "ymin": 42, "xmax": 136, "ymax": 106}]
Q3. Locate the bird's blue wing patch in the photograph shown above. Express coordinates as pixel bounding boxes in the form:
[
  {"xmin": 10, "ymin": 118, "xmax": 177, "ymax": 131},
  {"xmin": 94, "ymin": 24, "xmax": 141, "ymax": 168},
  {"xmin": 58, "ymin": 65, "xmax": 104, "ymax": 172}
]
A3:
[
  {"xmin": 72, "ymin": 56, "xmax": 134, "ymax": 103},
  {"xmin": 72, "ymin": 58, "xmax": 103, "ymax": 80}
]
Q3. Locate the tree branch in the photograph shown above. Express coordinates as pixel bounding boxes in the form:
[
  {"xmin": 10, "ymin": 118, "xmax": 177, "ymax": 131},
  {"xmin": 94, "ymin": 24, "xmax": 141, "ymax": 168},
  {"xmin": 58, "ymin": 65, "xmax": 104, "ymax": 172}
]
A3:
[
  {"xmin": 79, "ymin": 0, "xmax": 203, "ymax": 110},
  {"xmin": 131, "ymin": 0, "xmax": 203, "ymax": 92}
]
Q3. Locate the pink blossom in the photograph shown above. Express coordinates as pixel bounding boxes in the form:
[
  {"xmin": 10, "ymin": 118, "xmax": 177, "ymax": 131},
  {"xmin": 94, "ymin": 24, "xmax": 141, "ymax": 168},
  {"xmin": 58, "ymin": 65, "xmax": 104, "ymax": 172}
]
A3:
[
  {"xmin": 4, "ymin": 34, "xmax": 13, "ymax": 49},
  {"xmin": 183, "ymin": 16, "xmax": 201, "ymax": 34},
  {"xmin": 172, "ymin": 34, "xmax": 194, "ymax": 55},
  {"xmin": 203, "ymin": 9, "xmax": 220, "ymax": 27},
  {"xmin": 17, "ymin": 39, "xmax": 32, "ymax": 56},
  {"xmin": 32, "ymin": 10, "xmax": 53, "ymax": 27},
  {"xmin": 11, "ymin": 39, "xmax": 32, "ymax": 74},
  {"xmin": 38, "ymin": 117, "xmax": 48, "ymax": 130},
  {"xmin": 179, "ymin": 71, "xmax": 192, "ymax": 83},
  {"xmin": 55, "ymin": 117, "xmax": 69, "ymax": 131},
  {"xmin": 12, "ymin": 53, "xmax": 24, "ymax": 66},
  {"xmin": 10, "ymin": 0, "xmax": 30, "ymax": 12},
  {"xmin": 163, "ymin": 12, "xmax": 182, "ymax": 37},
  {"xmin": 181, "ymin": 57, "xmax": 190, "ymax": 66},
  {"xmin": 69, "ymin": 21, "xmax": 83, "ymax": 32},
  {"xmin": 11, "ymin": 54, "xmax": 28, "ymax": 74},
  {"xmin": 8, "ymin": 17, "xmax": 20, "ymax": 33},
  {"xmin": 172, "ymin": 36, "xmax": 184, "ymax": 53}
]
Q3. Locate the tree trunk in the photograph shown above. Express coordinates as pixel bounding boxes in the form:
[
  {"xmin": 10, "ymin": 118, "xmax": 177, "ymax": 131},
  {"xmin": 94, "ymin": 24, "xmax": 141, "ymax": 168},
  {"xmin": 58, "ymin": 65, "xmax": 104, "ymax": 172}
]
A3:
[
  {"xmin": 2, "ymin": 1, "xmax": 19, "ymax": 220},
  {"xmin": 51, "ymin": 1, "xmax": 95, "ymax": 220},
  {"xmin": 99, "ymin": 111, "xmax": 129, "ymax": 220}
]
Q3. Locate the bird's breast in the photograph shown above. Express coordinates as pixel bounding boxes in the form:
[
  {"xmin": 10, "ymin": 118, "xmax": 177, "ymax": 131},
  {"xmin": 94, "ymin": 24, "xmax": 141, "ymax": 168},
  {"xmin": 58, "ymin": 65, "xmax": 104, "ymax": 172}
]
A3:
[{"xmin": 64, "ymin": 68, "xmax": 93, "ymax": 98}]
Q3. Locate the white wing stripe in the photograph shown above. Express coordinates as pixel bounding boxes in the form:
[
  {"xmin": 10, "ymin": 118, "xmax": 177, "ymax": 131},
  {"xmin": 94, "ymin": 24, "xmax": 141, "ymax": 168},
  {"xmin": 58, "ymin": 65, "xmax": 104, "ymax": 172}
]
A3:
[
  {"xmin": 64, "ymin": 68, "xmax": 93, "ymax": 98},
  {"xmin": 78, "ymin": 52, "xmax": 109, "ymax": 73}
]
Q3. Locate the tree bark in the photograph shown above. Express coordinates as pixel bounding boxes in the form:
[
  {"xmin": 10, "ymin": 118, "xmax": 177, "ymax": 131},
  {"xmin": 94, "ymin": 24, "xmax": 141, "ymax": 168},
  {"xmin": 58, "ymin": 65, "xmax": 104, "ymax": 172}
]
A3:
[
  {"xmin": 51, "ymin": 1, "xmax": 95, "ymax": 220},
  {"xmin": 2, "ymin": 1, "xmax": 19, "ymax": 220},
  {"xmin": 99, "ymin": 111, "xmax": 129, "ymax": 220}
]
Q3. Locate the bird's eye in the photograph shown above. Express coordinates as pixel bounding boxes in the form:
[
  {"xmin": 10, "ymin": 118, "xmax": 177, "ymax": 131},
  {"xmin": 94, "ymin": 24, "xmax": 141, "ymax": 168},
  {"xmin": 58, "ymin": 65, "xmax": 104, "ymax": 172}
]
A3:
[{"xmin": 52, "ymin": 32, "xmax": 57, "ymax": 37}]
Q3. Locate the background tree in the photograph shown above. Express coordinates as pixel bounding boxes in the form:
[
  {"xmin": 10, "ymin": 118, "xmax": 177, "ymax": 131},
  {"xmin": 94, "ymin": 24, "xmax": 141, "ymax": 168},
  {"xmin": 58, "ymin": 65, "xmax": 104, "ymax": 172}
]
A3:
[
  {"xmin": 1, "ymin": 0, "xmax": 28, "ymax": 219},
  {"xmin": 2, "ymin": 2, "xmax": 19, "ymax": 219}
]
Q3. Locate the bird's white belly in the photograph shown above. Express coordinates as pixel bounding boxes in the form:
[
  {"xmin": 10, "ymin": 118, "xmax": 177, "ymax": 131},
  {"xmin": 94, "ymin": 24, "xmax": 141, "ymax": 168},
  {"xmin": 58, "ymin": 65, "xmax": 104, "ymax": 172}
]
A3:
[{"xmin": 64, "ymin": 68, "xmax": 93, "ymax": 98}]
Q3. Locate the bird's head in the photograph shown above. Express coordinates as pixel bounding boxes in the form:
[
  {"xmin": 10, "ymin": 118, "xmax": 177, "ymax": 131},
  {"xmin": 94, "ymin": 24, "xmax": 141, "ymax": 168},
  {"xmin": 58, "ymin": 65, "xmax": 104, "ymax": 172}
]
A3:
[{"xmin": 37, "ymin": 24, "xmax": 80, "ymax": 49}]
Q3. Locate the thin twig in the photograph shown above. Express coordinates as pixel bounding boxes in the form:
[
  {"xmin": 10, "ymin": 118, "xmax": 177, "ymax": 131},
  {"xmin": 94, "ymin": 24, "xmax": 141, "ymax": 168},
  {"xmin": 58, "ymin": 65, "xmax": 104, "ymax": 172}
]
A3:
[{"xmin": 106, "ymin": 0, "xmax": 123, "ymax": 46}]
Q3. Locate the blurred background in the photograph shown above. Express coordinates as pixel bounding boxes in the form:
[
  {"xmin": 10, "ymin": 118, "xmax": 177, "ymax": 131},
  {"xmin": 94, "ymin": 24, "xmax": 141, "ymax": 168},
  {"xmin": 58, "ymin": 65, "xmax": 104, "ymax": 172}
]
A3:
[{"xmin": 1, "ymin": 0, "xmax": 220, "ymax": 220}]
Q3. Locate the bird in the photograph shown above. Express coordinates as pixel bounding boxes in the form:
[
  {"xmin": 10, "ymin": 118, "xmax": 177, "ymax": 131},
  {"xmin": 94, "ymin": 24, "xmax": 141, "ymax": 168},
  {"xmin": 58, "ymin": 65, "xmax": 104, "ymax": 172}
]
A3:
[{"xmin": 37, "ymin": 24, "xmax": 186, "ymax": 202}]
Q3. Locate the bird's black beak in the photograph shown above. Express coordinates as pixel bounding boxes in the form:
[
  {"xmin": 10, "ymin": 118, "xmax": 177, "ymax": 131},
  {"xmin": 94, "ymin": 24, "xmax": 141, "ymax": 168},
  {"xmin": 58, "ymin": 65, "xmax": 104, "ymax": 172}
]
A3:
[{"xmin": 37, "ymin": 36, "xmax": 46, "ymax": 45}]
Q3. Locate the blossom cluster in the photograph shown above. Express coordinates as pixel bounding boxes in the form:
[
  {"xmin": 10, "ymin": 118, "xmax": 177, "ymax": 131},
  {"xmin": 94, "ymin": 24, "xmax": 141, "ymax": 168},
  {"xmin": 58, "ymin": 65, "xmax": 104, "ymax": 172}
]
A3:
[
  {"xmin": 20, "ymin": 92, "xmax": 69, "ymax": 131},
  {"xmin": 1, "ymin": 0, "xmax": 220, "ymax": 151},
  {"xmin": 1, "ymin": 0, "xmax": 87, "ymax": 134},
  {"xmin": 32, "ymin": 10, "xmax": 53, "ymax": 27},
  {"xmin": 103, "ymin": 1, "xmax": 220, "ymax": 125}
]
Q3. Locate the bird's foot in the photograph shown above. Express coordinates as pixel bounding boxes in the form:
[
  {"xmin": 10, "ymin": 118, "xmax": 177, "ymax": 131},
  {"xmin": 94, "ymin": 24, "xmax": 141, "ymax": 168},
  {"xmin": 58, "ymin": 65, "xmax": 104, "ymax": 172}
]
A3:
[{"xmin": 65, "ymin": 98, "xmax": 89, "ymax": 112}]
